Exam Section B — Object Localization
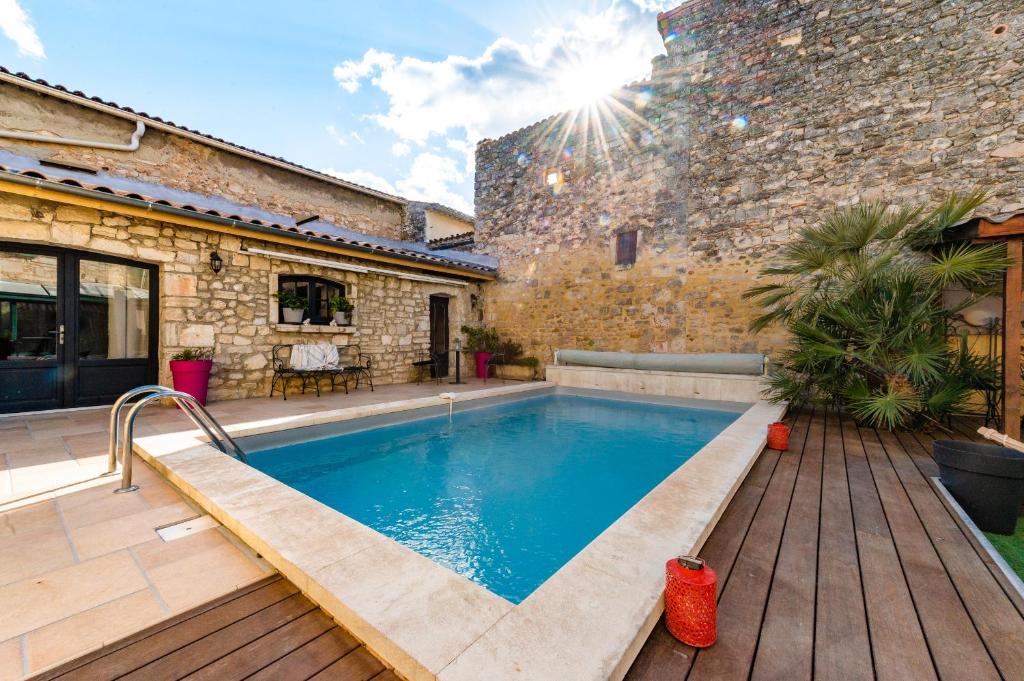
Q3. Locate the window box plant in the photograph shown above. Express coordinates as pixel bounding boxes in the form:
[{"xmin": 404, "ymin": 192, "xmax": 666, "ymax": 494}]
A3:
[
  {"xmin": 169, "ymin": 347, "xmax": 215, "ymax": 406},
  {"xmin": 329, "ymin": 295, "xmax": 354, "ymax": 325},
  {"xmin": 274, "ymin": 290, "xmax": 306, "ymax": 324},
  {"xmin": 461, "ymin": 325, "xmax": 501, "ymax": 378}
]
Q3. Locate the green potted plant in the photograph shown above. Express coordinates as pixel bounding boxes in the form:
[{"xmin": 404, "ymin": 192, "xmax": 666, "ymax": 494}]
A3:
[
  {"xmin": 460, "ymin": 325, "xmax": 500, "ymax": 378},
  {"xmin": 169, "ymin": 347, "xmax": 215, "ymax": 406},
  {"xmin": 493, "ymin": 339, "xmax": 541, "ymax": 380},
  {"xmin": 744, "ymin": 191, "xmax": 1008, "ymax": 430},
  {"xmin": 329, "ymin": 295, "xmax": 354, "ymax": 325},
  {"xmin": 274, "ymin": 290, "xmax": 306, "ymax": 324}
]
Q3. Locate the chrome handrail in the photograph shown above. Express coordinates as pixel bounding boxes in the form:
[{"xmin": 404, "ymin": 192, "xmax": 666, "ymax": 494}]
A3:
[
  {"xmin": 106, "ymin": 385, "xmax": 167, "ymax": 475},
  {"xmin": 110, "ymin": 387, "xmax": 247, "ymax": 493}
]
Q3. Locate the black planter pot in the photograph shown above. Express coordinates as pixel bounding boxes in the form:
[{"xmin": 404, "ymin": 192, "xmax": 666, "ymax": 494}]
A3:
[{"xmin": 933, "ymin": 440, "xmax": 1024, "ymax": 535}]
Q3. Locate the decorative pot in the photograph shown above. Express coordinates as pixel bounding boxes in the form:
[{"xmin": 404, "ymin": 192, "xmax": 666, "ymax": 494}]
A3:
[
  {"xmin": 282, "ymin": 307, "xmax": 304, "ymax": 324},
  {"xmin": 767, "ymin": 422, "xmax": 790, "ymax": 450},
  {"xmin": 933, "ymin": 439, "xmax": 1024, "ymax": 534},
  {"xmin": 474, "ymin": 351, "xmax": 492, "ymax": 379},
  {"xmin": 169, "ymin": 359, "xmax": 214, "ymax": 406},
  {"xmin": 334, "ymin": 311, "xmax": 351, "ymax": 325}
]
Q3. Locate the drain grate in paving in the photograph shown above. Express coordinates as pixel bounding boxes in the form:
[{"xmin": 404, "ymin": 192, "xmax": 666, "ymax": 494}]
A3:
[{"xmin": 155, "ymin": 514, "xmax": 221, "ymax": 541}]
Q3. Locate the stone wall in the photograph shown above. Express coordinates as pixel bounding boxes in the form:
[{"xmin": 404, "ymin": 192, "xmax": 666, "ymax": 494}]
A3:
[
  {"xmin": 473, "ymin": 0, "xmax": 1024, "ymax": 363},
  {"xmin": 0, "ymin": 81, "xmax": 407, "ymax": 239},
  {"xmin": 1, "ymin": 192, "xmax": 480, "ymax": 401}
]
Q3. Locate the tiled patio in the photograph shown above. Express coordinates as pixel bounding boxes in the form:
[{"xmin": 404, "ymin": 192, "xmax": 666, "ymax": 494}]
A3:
[{"xmin": 0, "ymin": 378, "xmax": 504, "ymax": 679}]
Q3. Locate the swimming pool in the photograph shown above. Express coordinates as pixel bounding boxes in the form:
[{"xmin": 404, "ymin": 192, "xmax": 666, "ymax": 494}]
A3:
[{"xmin": 244, "ymin": 393, "xmax": 739, "ymax": 603}]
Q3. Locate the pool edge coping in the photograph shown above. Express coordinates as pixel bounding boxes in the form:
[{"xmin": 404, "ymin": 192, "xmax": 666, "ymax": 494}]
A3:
[{"xmin": 133, "ymin": 383, "xmax": 785, "ymax": 681}]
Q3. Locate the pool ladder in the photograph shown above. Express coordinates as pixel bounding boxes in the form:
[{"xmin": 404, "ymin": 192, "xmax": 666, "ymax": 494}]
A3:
[{"xmin": 106, "ymin": 385, "xmax": 247, "ymax": 493}]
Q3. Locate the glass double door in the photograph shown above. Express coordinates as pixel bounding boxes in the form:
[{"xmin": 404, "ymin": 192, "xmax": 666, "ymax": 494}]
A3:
[{"xmin": 0, "ymin": 243, "xmax": 157, "ymax": 413}]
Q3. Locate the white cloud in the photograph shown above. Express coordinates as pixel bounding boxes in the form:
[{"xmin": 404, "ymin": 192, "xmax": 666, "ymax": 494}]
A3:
[
  {"xmin": 333, "ymin": 47, "xmax": 395, "ymax": 94},
  {"xmin": 324, "ymin": 154, "xmax": 473, "ymax": 214},
  {"xmin": 325, "ymin": 124, "xmax": 348, "ymax": 146},
  {"xmin": 394, "ymin": 153, "xmax": 472, "ymax": 214},
  {"xmin": 391, "ymin": 142, "xmax": 411, "ymax": 157},
  {"xmin": 332, "ymin": 1, "xmax": 670, "ymax": 144},
  {"xmin": 445, "ymin": 137, "xmax": 475, "ymax": 176},
  {"xmin": 321, "ymin": 167, "xmax": 397, "ymax": 195},
  {"xmin": 327, "ymin": 124, "xmax": 368, "ymax": 147},
  {"xmin": 0, "ymin": 0, "xmax": 45, "ymax": 58}
]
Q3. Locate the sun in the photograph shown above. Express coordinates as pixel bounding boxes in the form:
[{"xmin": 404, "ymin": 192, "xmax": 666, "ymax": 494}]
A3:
[{"xmin": 556, "ymin": 58, "xmax": 621, "ymax": 110}]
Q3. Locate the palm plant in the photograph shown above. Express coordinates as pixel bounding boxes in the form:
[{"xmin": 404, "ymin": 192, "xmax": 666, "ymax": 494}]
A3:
[{"xmin": 745, "ymin": 192, "xmax": 1008, "ymax": 430}]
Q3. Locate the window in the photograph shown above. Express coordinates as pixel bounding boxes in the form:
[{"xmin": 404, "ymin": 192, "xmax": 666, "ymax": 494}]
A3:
[
  {"xmin": 277, "ymin": 275, "xmax": 346, "ymax": 324},
  {"xmin": 615, "ymin": 230, "xmax": 638, "ymax": 266}
]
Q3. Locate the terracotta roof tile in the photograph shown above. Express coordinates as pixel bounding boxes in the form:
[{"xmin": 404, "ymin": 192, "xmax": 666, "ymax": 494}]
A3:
[{"xmin": 0, "ymin": 150, "xmax": 497, "ymax": 275}]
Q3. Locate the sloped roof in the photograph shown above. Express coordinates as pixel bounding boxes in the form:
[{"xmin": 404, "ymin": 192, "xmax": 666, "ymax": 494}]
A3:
[
  {"xmin": 409, "ymin": 201, "xmax": 475, "ymax": 225},
  {"xmin": 427, "ymin": 232, "xmax": 475, "ymax": 250},
  {"xmin": 0, "ymin": 66, "xmax": 405, "ymax": 206},
  {"xmin": 0, "ymin": 149, "xmax": 497, "ymax": 275}
]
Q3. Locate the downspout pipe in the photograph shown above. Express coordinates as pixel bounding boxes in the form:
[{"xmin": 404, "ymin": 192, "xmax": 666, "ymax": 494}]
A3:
[{"xmin": 0, "ymin": 120, "xmax": 146, "ymax": 151}]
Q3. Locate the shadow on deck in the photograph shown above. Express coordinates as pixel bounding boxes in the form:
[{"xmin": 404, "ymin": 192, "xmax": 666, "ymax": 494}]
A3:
[{"xmin": 626, "ymin": 409, "xmax": 1024, "ymax": 681}]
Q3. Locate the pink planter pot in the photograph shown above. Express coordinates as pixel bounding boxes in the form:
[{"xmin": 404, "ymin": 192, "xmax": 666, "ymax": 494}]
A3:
[
  {"xmin": 169, "ymin": 359, "xmax": 214, "ymax": 406},
  {"xmin": 474, "ymin": 351, "xmax": 492, "ymax": 379}
]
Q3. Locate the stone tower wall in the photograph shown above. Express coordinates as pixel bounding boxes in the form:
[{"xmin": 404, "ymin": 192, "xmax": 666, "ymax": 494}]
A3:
[{"xmin": 473, "ymin": 0, "xmax": 1023, "ymax": 362}]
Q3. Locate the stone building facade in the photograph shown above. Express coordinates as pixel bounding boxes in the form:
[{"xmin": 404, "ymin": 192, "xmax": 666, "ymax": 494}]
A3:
[
  {"xmin": 0, "ymin": 71, "xmax": 491, "ymax": 410},
  {"xmin": 0, "ymin": 191, "xmax": 483, "ymax": 403},
  {"xmin": 474, "ymin": 0, "xmax": 1023, "ymax": 362}
]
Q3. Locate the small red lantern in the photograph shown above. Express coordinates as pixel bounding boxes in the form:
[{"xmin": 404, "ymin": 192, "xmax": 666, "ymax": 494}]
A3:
[
  {"xmin": 767, "ymin": 421, "xmax": 789, "ymax": 450},
  {"xmin": 665, "ymin": 555, "xmax": 717, "ymax": 647}
]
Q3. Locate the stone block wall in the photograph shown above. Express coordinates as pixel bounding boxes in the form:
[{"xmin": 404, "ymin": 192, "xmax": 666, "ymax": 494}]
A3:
[
  {"xmin": 473, "ymin": 0, "xmax": 1023, "ymax": 363},
  {"xmin": 0, "ymin": 81, "xmax": 406, "ymax": 240},
  {"xmin": 1, "ymin": 192, "xmax": 480, "ymax": 401}
]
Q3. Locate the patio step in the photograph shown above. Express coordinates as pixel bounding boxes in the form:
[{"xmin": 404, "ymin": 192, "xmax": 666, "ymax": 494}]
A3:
[{"xmin": 28, "ymin": 574, "xmax": 397, "ymax": 681}]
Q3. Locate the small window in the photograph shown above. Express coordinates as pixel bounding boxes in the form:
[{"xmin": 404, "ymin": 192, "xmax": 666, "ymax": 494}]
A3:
[
  {"xmin": 277, "ymin": 275, "xmax": 346, "ymax": 324},
  {"xmin": 615, "ymin": 230, "xmax": 638, "ymax": 266}
]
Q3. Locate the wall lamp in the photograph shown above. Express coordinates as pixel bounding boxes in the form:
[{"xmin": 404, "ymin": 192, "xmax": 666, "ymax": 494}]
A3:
[{"xmin": 209, "ymin": 251, "xmax": 223, "ymax": 274}]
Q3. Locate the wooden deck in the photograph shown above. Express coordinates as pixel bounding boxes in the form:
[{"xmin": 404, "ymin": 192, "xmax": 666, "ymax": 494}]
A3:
[
  {"xmin": 626, "ymin": 410, "xmax": 1024, "ymax": 681},
  {"xmin": 30, "ymin": 575, "xmax": 397, "ymax": 681}
]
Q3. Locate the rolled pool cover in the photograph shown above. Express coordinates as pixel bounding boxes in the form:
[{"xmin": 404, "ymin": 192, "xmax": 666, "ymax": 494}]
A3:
[{"xmin": 555, "ymin": 350, "xmax": 767, "ymax": 376}]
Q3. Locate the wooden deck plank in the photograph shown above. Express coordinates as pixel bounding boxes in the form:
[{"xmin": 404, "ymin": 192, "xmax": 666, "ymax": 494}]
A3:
[
  {"xmin": 119, "ymin": 592, "xmax": 317, "ymax": 681},
  {"xmin": 624, "ymin": 422, "xmax": 788, "ymax": 681},
  {"xmin": 813, "ymin": 411, "xmax": 872, "ymax": 681},
  {"xmin": 44, "ymin": 577, "xmax": 299, "ymax": 681},
  {"xmin": 749, "ymin": 410, "xmax": 823, "ymax": 681},
  {"xmin": 307, "ymin": 647, "xmax": 387, "ymax": 681},
  {"xmin": 867, "ymin": 429, "xmax": 1001, "ymax": 681},
  {"xmin": 684, "ymin": 411, "xmax": 812, "ymax": 680},
  {"xmin": 890, "ymin": 431, "xmax": 1024, "ymax": 681},
  {"xmin": 843, "ymin": 416, "xmax": 936, "ymax": 681},
  {"xmin": 368, "ymin": 671, "xmax": 401, "ymax": 681},
  {"xmin": 183, "ymin": 609, "xmax": 336, "ymax": 680},
  {"xmin": 247, "ymin": 627, "xmax": 362, "ymax": 681}
]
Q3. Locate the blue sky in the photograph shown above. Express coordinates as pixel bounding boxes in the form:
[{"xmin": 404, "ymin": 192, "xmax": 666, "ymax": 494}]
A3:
[{"xmin": 0, "ymin": 0, "xmax": 673, "ymax": 213}]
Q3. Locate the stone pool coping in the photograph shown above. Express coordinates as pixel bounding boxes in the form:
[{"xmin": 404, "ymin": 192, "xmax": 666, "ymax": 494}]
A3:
[{"xmin": 133, "ymin": 382, "xmax": 785, "ymax": 681}]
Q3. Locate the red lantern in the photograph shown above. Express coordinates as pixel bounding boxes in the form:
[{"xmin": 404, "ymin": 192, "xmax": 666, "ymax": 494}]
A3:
[
  {"xmin": 767, "ymin": 421, "xmax": 789, "ymax": 450},
  {"xmin": 664, "ymin": 556, "xmax": 717, "ymax": 647}
]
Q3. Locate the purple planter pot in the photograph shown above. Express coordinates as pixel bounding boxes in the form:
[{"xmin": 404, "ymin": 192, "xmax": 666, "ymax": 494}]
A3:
[{"xmin": 169, "ymin": 359, "xmax": 214, "ymax": 406}]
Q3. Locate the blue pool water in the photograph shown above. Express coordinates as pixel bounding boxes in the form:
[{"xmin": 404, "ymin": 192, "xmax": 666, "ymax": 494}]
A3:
[{"xmin": 246, "ymin": 394, "xmax": 738, "ymax": 603}]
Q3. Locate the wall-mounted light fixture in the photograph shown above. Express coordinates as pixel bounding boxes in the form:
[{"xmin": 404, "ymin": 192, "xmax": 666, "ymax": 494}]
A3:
[{"xmin": 209, "ymin": 251, "xmax": 223, "ymax": 274}]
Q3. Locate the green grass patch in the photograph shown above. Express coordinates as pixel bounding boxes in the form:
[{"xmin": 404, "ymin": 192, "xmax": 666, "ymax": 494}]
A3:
[{"xmin": 984, "ymin": 517, "xmax": 1024, "ymax": 581}]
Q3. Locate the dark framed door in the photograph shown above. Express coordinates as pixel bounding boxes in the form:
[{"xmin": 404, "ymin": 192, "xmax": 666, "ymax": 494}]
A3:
[
  {"xmin": 0, "ymin": 242, "xmax": 158, "ymax": 413},
  {"xmin": 429, "ymin": 295, "xmax": 450, "ymax": 377}
]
